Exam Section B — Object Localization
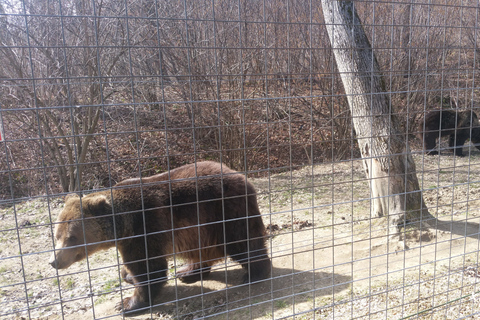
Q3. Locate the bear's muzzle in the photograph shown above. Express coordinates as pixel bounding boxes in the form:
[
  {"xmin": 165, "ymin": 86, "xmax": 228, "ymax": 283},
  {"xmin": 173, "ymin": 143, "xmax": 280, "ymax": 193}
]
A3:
[{"xmin": 49, "ymin": 257, "xmax": 59, "ymax": 269}]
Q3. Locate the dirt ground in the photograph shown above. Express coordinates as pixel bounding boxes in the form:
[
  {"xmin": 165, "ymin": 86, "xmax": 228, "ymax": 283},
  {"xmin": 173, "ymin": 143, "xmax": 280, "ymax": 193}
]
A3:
[{"xmin": 2, "ymin": 148, "xmax": 480, "ymax": 319}]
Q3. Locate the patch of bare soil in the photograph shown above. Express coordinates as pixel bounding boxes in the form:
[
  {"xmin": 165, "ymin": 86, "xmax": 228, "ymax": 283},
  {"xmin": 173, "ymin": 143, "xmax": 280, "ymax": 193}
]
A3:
[{"xmin": 2, "ymin": 148, "xmax": 480, "ymax": 319}]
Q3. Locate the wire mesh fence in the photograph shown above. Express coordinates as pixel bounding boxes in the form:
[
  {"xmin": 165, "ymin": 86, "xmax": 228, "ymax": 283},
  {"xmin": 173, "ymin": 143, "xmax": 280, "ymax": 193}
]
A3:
[{"xmin": 1, "ymin": 0, "xmax": 480, "ymax": 319}]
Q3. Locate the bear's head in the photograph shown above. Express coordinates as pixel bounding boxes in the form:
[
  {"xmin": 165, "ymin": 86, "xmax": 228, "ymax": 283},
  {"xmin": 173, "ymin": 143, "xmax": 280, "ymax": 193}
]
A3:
[{"xmin": 49, "ymin": 193, "xmax": 113, "ymax": 269}]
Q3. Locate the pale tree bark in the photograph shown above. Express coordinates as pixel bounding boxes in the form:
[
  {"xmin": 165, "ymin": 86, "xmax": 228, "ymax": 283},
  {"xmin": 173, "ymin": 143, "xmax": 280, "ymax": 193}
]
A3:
[{"xmin": 321, "ymin": 0, "xmax": 432, "ymax": 234}]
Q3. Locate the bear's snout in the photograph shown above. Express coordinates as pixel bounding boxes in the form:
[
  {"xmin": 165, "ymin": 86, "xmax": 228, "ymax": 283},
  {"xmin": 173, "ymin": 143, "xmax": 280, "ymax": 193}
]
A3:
[
  {"xmin": 49, "ymin": 252, "xmax": 61, "ymax": 269},
  {"xmin": 49, "ymin": 258, "xmax": 59, "ymax": 269},
  {"xmin": 48, "ymin": 246, "xmax": 86, "ymax": 269},
  {"xmin": 49, "ymin": 248, "xmax": 67, "ymax": 269},
  {"xmin": 49, "ymin": 252, "xmax": 62, "ymax": 269}
]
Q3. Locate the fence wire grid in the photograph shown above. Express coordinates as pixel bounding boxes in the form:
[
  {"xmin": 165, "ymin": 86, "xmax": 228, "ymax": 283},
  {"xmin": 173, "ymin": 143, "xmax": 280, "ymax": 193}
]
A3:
[{"xmin": 2, "ymin": 0, "xmax": 480, "ymax": 319}]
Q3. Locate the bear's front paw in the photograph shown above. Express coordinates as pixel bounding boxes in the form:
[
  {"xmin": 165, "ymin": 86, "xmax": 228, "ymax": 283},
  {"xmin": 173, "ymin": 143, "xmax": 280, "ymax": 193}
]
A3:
[{"xmin": 114, "ymin": 296, "xmax": 149, "ymax": 313}]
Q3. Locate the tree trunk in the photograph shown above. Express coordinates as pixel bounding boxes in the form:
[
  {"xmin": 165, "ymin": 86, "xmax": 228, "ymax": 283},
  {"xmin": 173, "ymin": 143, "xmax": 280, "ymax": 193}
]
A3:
[{"xmin": 321, "ymin": 0, "xmax": 431, "ymax": 234}]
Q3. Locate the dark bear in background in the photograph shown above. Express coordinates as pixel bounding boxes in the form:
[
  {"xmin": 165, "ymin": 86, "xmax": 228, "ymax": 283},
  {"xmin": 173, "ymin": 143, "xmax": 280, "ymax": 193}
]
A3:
[
  {"xmin": 421, "ymin": 109, "xmax": 480, "ymax": 156},
  {"xmin": 49, "ymin": 161, "xmax": 271, "ymax": 312}
]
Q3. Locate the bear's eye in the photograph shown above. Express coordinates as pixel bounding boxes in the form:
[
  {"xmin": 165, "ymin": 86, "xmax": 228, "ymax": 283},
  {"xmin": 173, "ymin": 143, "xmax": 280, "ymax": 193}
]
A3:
[{"xmin": 66, "ymin": 236, "xmax": 78, "ymax": 243}]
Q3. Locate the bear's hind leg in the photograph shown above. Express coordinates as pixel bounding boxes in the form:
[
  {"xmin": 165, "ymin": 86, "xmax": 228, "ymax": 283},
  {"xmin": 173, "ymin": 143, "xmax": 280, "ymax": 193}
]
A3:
[
  {"xmin": 242, "ymin": 241, "xmax": 271, "ymax": 284},
  {"xmin": 227, "ymin": 237, "xmax": 271, "ymax": 284},
  {"xmin": 177, "ymin": 262, "xmax": 212, "ymax": 283}
]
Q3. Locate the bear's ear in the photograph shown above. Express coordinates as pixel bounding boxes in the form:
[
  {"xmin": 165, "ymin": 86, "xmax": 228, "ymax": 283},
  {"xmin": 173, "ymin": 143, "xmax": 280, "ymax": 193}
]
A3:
[
  {"xmin": 84, "ymin": 194, "xmax": 111, "ymax": 217},
  {"xmin": 64, "ymin": 193, "xmax": 81, "ymax": 201}
]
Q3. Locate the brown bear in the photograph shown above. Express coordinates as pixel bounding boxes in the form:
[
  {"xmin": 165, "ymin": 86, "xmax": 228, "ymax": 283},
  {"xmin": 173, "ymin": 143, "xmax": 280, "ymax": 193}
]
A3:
[
  {"xmin": 49, "ymin": 161, "xmax": 271, "ymax": 313},
  {"xmin": 421, "ymin": 109, "xmax": 480, "ymax": 156}
]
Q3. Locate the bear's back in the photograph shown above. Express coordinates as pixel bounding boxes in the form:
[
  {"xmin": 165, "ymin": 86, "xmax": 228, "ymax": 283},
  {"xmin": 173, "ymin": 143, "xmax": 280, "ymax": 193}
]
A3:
[
  {"xmin": 115, "ymin": 161, "xmax": 237, "ymax": 187},
  {"xmin": 423, "ymin": 109, "xmax": 479, "ymax": 132}
]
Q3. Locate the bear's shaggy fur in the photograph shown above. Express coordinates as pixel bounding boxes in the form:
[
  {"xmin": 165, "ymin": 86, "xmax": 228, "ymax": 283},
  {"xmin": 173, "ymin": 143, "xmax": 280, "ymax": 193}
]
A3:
[
  {"xmin": 49, "ymin": 161, "xmax": 271, "ymax": 312},
  {"xmin": 421, "ymin": 109, "xmax": 480, "ymax": 156}
]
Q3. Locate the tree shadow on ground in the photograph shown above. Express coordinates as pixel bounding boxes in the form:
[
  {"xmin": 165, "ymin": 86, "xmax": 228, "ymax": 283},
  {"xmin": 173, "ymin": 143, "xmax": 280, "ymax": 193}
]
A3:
[{"xmin": 429, "ymin": 217, "xmax": 480, "ymax": 240}]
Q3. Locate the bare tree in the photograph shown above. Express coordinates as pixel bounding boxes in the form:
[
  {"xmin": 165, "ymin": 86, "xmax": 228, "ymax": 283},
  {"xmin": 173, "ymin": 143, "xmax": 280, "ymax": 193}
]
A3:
[
  {"xmin": 0, "ymin": 0, "xmax": 130, "ymax": 192},
  {"xmin": 2, "ymin": 0, "xmax": 476, "ymax": 198},
  {"xmin": 320, "ymin": 0, "xmax": 432, "ymax": 235}
]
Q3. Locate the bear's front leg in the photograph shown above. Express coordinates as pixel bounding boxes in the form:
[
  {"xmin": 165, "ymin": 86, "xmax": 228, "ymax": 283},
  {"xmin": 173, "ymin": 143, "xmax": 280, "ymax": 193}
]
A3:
[
  {"xmin": 120, "ymin": 266, "xmax": 134, "ymax": 285},
  {"xmin": 115, "ymin": 261, "xmax": 167, "ymax": 312},
  {"xmin": 450, "ymin": 134, "xmax": 467, "ymax": 157},
  {"xmin": 116, "ymin": 244, "xmax": 168, "ymax": 312},
  {"xmin": 423, "ymin": 132, "xmax": 439, "ymax": 155}
]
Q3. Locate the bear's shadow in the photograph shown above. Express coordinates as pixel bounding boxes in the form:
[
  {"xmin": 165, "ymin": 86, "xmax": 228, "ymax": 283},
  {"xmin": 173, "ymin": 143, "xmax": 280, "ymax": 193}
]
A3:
[{"xmin": 120, "ymin": 266, "xmax": 351, "ymax": 318}]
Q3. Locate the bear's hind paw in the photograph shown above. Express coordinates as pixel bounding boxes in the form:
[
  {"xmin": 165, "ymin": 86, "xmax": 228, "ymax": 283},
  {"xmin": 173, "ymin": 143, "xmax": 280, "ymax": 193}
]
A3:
[{"xmin": 242, "ymin": 271, "xmax": 270, "ymax": 284}]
